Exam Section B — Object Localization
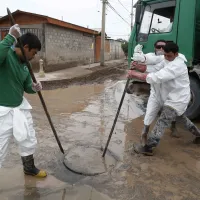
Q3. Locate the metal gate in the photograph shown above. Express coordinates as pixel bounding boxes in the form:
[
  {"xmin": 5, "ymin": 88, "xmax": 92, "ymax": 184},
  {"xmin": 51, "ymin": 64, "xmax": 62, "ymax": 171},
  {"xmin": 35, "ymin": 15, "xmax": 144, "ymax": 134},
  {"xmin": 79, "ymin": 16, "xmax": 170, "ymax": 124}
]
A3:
[{"xmin": 0, "ymin": 27, "xmax": 45, "ymax": 53}]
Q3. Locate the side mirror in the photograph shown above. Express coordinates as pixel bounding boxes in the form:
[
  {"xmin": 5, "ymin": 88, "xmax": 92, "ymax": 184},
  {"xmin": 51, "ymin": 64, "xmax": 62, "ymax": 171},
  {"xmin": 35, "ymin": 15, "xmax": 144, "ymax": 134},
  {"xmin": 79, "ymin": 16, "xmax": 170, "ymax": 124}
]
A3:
[{"xmin": 135, "ymin": 3, "xmax": 142, "ymax": 24}]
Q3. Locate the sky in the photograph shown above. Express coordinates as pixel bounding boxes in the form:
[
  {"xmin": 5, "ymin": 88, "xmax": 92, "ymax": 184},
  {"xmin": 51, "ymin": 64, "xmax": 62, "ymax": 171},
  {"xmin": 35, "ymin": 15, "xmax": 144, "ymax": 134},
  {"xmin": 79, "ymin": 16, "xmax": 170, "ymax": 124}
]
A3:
[{"xmin": 0, "ymin": 0, "xmax": 138, "ymax": 40}]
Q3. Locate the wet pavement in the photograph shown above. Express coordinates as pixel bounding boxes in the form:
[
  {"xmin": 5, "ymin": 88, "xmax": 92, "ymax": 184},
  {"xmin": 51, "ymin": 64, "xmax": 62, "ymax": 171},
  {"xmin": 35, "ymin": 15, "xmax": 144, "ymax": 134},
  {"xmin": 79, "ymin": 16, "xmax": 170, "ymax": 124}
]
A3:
[
  {"xmin": 0, "ymin": 167, "xmax": 113, "ymax": 200},
  {"xmin": 1, "ymin": 79, "xmax": 200, "ymax": 200}
]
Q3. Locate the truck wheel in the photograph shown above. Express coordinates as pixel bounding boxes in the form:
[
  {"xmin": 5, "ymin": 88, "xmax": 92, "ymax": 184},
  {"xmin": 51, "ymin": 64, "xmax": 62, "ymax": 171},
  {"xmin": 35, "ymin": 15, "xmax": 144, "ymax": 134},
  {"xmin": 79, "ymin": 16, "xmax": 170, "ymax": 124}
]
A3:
[{"xmin": 185, "ymin": 76, "xmax": 200, "ymax": 120}]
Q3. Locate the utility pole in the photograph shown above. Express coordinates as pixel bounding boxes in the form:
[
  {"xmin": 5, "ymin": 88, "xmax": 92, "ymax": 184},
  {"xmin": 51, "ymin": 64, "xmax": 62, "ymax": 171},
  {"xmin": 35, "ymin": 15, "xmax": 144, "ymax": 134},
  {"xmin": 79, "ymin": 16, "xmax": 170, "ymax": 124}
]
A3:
[
  {"xmin": 100, "ymin": 0, "xmax": 106, "ymax": 66},
  {"xmin": 130, "ymin": 0, "xmax": 134, "ymax": 32}
]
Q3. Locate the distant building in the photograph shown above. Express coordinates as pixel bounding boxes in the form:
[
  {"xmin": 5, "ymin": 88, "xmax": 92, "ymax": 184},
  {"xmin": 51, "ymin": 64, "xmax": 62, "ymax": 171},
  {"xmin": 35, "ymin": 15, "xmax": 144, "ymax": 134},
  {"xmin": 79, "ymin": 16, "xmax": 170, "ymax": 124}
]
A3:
[{"xmin": 0, "ymin": 10, "xmax": 125, "ymax": 72}]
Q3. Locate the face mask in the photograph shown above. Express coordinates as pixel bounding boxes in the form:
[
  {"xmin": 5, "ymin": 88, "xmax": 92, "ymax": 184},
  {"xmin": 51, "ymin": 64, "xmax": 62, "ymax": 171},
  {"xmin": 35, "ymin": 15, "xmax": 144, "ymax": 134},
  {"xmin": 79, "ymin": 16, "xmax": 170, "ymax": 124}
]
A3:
[{"xmin": 156, "ymin": 50, "xmax": 164, "ymax": 56}]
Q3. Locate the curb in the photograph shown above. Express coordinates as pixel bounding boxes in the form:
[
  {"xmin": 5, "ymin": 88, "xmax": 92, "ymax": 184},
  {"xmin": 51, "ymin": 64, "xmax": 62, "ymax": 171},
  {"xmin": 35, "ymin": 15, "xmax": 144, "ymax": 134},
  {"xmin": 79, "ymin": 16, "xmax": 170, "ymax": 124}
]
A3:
[{"xmin": 41, "ymin": 62, "xmax": 127, "ymax": 90}]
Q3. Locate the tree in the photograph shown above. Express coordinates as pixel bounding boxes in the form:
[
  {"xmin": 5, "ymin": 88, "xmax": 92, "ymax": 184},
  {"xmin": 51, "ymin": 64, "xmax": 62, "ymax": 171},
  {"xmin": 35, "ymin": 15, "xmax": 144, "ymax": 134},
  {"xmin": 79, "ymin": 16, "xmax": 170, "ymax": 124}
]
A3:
[{"xmin": 121, "ymin": 41, "xmax": 128, "ymax": 59}]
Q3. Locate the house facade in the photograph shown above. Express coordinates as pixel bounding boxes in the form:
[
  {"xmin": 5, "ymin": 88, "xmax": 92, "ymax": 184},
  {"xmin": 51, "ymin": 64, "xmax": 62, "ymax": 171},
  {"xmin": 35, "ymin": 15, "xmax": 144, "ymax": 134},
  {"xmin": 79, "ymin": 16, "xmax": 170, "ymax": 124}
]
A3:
[{"xmin": 0, "ymin": 10, "xmax": 125, "ymax": 72}]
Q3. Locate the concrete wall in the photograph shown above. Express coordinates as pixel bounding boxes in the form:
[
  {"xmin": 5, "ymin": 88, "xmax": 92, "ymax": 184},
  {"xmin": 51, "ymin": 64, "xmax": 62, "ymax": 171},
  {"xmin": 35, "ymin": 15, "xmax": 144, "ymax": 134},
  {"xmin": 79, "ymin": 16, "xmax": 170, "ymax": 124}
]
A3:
[
  {"xmin": 94, "ymin": 36, "xmax": 123, "ymax": 62},
  {"xmin": 45, "ymin": 24, "xmax": 95, "ymax": 72},
  {"xmin": 105, "ymin": 40, "xmax": 111, "ymax": 61},
  {"xmin": 109, "ymin": 40, "xmax": 125, "ymax": 60}
]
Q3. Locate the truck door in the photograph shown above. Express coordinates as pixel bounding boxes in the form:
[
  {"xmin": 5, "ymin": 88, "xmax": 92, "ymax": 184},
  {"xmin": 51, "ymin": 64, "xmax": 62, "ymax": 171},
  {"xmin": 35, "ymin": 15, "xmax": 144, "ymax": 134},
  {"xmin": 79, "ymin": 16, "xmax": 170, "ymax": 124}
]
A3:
[{"xmin": 137, "ymin": 0, "xmax": 179, "ymax": 53}]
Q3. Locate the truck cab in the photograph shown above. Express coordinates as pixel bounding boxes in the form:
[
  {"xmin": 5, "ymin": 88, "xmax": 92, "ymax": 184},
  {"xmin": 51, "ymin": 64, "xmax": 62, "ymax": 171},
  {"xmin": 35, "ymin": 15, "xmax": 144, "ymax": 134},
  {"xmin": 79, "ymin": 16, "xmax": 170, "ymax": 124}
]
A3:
[{"xmin": 128, "ymin": 0, "xmax": 200, "ymax": 119}]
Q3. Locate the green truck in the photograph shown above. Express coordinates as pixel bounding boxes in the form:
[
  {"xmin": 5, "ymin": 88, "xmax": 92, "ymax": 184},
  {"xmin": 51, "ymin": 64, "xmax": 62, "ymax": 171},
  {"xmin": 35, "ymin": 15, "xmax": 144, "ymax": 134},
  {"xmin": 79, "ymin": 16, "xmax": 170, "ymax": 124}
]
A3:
[{"xmin": 128, "ymin": 0, "xmax": 200, "ymax": 119}]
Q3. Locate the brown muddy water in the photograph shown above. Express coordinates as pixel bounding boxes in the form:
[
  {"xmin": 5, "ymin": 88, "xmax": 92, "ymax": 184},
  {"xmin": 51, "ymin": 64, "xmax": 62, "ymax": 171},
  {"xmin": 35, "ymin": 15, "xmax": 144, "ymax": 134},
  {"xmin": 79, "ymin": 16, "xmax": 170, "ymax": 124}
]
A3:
[{"xmin": 1, "ymin": 80, "xmax": 200, "ymax": 200}]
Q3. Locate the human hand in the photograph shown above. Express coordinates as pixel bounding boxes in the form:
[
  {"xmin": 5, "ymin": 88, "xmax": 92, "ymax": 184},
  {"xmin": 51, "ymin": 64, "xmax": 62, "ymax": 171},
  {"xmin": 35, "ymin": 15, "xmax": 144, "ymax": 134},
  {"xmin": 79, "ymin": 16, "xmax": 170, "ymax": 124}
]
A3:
[
  {"xmin": 127, "ymin": 70, "xmax": 147, "ymax": 81},
  {"xmin": 131, "ymin": 61, "xmax": 147, "ymax": 72},
  {"xmin": 32, "ymin": 81, "xmax": 42, "ymax": 92},
  {"xmin": 134, "ymin": 44, "xmax": 143, "ymax": 53},
  {"xmin": 132, "ymin": 52, "xmax": 146, "ymax": 63},
  {"xmin": 9, "ymin": 24, "xmax": 21, "ymax": 39}
]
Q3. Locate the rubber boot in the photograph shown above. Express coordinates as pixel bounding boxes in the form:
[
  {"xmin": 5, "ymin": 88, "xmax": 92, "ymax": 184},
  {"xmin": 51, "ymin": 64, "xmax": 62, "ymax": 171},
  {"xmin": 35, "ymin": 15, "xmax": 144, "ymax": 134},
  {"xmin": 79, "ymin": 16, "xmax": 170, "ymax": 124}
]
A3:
[
  {"xmin": 170, "ymin": 121, "xmax": 180, "ymax": 138},
  {"xmin": 193, "ymin": 137, "xmax": 200, "ymax": 144},
  {"xmin": 133, "ymin": 144, "xmax": 155, "ymax": 156},
  {"xmin": 21, "ymin": 155, "xmax": 47, "ymax": 178}
]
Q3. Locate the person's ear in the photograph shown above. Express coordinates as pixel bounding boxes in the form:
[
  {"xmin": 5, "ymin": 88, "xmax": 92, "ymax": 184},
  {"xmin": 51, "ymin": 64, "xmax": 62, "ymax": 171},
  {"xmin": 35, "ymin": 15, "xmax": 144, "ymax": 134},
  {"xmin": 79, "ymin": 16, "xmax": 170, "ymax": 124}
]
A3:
[{"xmin": 23, "ymin": 44, "xmax": 29, "ymax": 51}]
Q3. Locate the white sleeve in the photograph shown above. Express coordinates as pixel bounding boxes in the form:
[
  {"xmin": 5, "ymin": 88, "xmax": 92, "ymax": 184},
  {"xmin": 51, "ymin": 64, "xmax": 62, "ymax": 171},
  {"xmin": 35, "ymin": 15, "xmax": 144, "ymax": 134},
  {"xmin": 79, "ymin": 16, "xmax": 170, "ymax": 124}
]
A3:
[
  {"xmin": 145, "ymin": 54, "xmax": 164, "ymax": 65},
  {"xmin": 146, "ymin": 61, "xmax": 165, "ymax": 73},
  {"xmin": 146, "ymin": 61, "xmax": 187, "ymax": 84}
]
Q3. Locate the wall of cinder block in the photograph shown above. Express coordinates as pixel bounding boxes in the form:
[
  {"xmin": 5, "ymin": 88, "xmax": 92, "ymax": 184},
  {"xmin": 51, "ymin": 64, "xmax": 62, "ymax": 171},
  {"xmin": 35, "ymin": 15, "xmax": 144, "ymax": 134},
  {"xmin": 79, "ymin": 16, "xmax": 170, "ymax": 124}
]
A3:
[{"xmin": 44, "ymin": 24, "xmax": 95, "ymax": 72}]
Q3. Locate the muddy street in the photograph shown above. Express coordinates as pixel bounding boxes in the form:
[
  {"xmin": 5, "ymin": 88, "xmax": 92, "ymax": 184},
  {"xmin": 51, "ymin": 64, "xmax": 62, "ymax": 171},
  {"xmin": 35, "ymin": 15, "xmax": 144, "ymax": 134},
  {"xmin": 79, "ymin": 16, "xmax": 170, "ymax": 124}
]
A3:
[{"xmin": 1, "ymin": 78, "xmax": 200, "ymax": 200}]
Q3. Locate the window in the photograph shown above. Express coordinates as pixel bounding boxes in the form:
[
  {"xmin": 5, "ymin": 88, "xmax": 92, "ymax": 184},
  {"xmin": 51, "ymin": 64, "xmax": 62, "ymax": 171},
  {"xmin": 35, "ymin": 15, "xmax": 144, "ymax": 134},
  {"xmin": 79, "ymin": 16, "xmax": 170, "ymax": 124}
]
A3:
[
  {"xmin": 139, "ymin": 6, "xmax": 152, "ymax": 35},
  {"xmin": 137, "ymin": 3, "xmax": 176, "ymax": 42},
  {"xmin": 150, "ymin": 7, "xmax": 175, "ymax": 34}
]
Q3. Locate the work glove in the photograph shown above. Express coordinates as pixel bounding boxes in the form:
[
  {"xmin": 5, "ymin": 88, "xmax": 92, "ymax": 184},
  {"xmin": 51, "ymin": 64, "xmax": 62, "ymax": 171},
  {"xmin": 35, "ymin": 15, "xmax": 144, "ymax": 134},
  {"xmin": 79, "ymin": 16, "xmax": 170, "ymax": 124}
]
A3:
[
  {"xmin": 32, "ymin": 81, "xmax": 42, "ymax": 92},
  {"xmin": 131, "ymin": 61, "xmax": 147, "ymax": 72},
  {"xmin": 127, "ymin": 70, "xmax": 147, "ymax": 81},
  {"xmin": 8, "ymin": 24, "xmax": 21, "ymax": 40},
  {"xmin": 132, "ymin": 52, "xmax": 146, "ymax": 63},
  {"xmin": 132, "ymin": 44, "xmax": 145, "ymax": 63},
  {"xmin": 134, "ymin": 44, "xmax": 143, "ymax": 53}
]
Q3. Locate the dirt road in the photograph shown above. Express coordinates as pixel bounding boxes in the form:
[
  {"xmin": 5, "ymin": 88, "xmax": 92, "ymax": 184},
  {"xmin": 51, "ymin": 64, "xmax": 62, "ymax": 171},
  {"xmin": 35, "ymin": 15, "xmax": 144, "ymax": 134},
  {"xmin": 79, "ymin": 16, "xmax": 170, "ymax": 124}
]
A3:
[{"xmin": 1, "ymin": 79, "xmax": 200, "ymax": 200}]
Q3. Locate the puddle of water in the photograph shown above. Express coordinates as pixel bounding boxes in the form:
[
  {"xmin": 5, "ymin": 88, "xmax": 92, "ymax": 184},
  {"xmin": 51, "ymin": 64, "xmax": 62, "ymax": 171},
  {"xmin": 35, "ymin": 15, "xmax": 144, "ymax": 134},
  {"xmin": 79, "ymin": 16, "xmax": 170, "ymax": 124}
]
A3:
[
  {"xmin": 55, "ymin": 81, "xmax": 147, "ymax": 160},
  {"xmin": 0, "ymin": 166, "xmax": 66, "ymax": 199},
  {"xmin": 26, "ymin": 84, "xmax": 105, "ymax": 115},
  {"xmin": 0, "ymin": 167, "xmax": 114, "ymax": 200},
  {"xmin": 3, "ymin": 80, "xmax": 200, "ymax": 199},
  {"xmin": 26, "ymin": 80, "xmax": 147, "ymax": 161}
]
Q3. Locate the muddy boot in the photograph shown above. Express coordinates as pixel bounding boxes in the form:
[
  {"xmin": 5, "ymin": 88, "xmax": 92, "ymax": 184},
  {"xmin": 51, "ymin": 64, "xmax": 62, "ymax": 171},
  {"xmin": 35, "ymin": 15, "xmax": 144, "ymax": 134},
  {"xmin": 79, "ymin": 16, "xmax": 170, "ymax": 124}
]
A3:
[
  {"xmin": 133, "ymin": 144, "xmax": 155, "ymax": 156},
  {"xmin": 21, "ymin": 155, "xmax": 47, "ymax": 178},
  {"xmin": 193, "ymin": 137, "xmax": 200, "ymax": 144},
  {"xmin": 170, "ymin": 121, "xmax": 180, "ymax": 138}
]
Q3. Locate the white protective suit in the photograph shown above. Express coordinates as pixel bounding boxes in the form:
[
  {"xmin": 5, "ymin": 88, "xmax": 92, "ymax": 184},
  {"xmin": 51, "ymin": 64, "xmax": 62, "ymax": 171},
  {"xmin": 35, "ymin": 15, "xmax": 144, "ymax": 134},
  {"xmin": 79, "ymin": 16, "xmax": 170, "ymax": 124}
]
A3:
[
  {"xmin": 0, "ymin": 97, "xmax": 37, "ymax": 167},
  {"xmin": 144, "ymin": 53, "xmax": 187, "ymax": 125},
  {"xmin": 143, "ymin": 53, "xmax": 164, "ymax": 125},
  {"xmin": 132, "ymin": 46, "xmax": 165, "ymax": 125},
  {"xmin": 132, "ymin": 45, "xmax": 187, "ymax": 125},
  {"xmin": 146, "ymin": 55, "xmax": 190, "ymax": 116}
]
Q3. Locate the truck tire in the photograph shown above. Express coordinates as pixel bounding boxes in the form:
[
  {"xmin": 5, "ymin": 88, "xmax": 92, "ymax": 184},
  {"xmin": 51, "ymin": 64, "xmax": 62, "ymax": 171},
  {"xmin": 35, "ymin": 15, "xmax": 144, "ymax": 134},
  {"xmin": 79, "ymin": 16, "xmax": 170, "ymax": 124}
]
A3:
[{"xmin": 185, "ymin": 76, "xmax": 200, "ymax": 120}]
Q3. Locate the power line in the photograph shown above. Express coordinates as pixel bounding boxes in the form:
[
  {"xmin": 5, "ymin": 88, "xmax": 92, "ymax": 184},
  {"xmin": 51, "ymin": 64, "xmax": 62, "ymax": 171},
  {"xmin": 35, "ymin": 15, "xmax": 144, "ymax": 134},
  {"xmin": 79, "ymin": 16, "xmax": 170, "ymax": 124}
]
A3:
[
  {"xmin": 117, "ymin": 0, "xmax": 131, "ymax": 16},
  {"xmin": 107, "ymin": 2, "xmax": 130, "ymax": 26},
  {"xmin": 110, "ymin": 18, "xmax": 131, "ymax": 25},
  {"xmin": 108, "ymin": 34, "xmax": 129, "ymax": 36}
]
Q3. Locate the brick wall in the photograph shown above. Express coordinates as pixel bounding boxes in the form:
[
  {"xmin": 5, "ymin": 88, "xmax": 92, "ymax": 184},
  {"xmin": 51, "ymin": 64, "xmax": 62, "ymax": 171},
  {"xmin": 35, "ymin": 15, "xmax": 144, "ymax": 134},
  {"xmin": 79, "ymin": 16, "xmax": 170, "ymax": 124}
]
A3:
[{"xmin": 45, "ymin": 24, "xmax": 95, "ymax": 72}]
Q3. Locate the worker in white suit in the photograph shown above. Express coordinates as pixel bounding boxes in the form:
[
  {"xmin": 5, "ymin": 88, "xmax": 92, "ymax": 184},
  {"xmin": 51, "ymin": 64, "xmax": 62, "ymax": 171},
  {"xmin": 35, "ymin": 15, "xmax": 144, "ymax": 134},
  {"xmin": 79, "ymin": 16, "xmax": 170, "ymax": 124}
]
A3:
[
  {"xmin": 127, "ymin": 42, "xmax": 200, "ymax": 155},
  {"xmin": 130, "ymin": 40, "xmax": 181, "ymax": 144}
]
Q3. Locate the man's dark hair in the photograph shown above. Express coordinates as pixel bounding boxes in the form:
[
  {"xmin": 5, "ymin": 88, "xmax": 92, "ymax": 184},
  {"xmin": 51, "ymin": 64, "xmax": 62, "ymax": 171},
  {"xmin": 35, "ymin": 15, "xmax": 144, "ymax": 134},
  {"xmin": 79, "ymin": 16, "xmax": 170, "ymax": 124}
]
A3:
[
  {"xmin": 154, "ymin": 39, "xmax": 166, "ymax": 47},
  {"xmin": 16, "ymin": 32, "xmax": 41, "ymax": 51},
  {"xmin": 163, "ymin": 42, "xmax": 179, "ymax": 53}
]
